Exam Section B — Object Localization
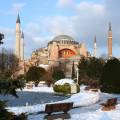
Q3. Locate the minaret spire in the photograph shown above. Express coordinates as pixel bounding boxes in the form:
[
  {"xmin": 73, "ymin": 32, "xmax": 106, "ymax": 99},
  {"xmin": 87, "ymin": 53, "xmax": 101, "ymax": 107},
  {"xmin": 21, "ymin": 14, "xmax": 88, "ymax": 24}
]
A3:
[
  {"xmin": 109, "ymin": 22, "xmax": 112, "ymax": 31},
  {"xmin": 93, "ymin": 35, "xmax": 97, "ymax": 57},
  {"xmin": 16, "ymin": 13, "xmax": 21, "ymax": 23},
  {"xmin": 108, "ymin": 22, "xmax": 112, "ymax": 59},
  {"xmin": 21, "ymin": 31, "xmax": 24, "ymax": 39}
]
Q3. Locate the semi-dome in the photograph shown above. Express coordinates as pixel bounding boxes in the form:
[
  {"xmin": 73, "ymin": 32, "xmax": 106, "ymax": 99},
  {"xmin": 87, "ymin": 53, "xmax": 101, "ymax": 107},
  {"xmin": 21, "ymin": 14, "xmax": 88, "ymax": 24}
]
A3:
[{"xmin": 48, "ymin": 35, "xmax": 79, "ymax": 45}]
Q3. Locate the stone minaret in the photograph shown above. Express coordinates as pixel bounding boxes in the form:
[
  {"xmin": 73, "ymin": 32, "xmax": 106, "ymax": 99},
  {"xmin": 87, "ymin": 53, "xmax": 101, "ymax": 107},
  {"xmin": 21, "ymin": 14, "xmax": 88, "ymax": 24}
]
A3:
[
  {"xmin": 108, "ymin": 22, "xmax": 112, "ymax": 59},
  {"xmin": 15, "ymin": 14, "xmax": 21, "ymax": 59},
  {"xmin": 93, "ymin": 35, "xmax": 97, "ymax": 57},
  {"xmin": 21, "ymin": 31, "xmax": 24, "ymax": 60}
]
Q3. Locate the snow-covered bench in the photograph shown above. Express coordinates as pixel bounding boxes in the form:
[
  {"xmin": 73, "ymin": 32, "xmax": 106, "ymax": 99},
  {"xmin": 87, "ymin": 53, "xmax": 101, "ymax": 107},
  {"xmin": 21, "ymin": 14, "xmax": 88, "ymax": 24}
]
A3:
[{"xmin": 45, "ymin": 102, "xmax": 73, "ymax": 115}]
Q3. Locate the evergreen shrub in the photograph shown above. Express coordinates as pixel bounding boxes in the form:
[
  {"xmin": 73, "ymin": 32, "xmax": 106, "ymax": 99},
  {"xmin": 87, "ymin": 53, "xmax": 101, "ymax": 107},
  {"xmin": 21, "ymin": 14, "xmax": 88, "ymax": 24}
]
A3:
[{"xmin": 53, "ymin": 83, "xmax": 71, "ymax": 94}]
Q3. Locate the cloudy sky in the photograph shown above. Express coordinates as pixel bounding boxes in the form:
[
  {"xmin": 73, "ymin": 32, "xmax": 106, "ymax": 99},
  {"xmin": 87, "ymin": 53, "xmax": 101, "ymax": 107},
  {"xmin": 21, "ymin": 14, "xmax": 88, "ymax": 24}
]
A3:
[{"xmin": 0, "ymin": 0, "xmax": 120, "ymax": 58}]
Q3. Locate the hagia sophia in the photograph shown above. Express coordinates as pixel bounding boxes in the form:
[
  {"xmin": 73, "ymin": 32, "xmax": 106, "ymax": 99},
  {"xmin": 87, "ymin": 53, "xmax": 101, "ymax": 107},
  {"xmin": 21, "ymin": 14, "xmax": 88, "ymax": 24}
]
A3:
[
  {"xmin": 48, "ymin": 35, "xmax": 88, "ymax": 63},
  {"xmin": 15, "ymin": 14, "xmax": 112, "ymax": 77},
  {"xmin": 32, "ymin": 35, "xmax": 89, "ymax": 64}
]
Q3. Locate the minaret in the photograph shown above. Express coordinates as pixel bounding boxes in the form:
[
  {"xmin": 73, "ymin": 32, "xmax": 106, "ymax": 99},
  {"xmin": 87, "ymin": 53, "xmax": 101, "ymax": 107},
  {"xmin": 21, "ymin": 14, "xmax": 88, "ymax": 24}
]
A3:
[
  {"xmin": 93, "ymin": 35, "xmax": 97, "ymax": 57},
  {"xmin": 21, "ymin": 31, "xmax": 24, "ymax": 60},
  {"xmin": 108, "ymin": 22, "xmax": 112, "ymax": 59},
  {"xmin": 15, "ymin": 14, "xmax": 21, "ymax": 59}
]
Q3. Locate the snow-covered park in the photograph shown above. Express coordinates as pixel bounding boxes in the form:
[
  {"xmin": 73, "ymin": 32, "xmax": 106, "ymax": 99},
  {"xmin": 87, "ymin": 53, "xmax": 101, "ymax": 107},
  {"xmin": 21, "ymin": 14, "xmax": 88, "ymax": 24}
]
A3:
[{"xmin": 4, "ymin": 79, "xmax": 120, "ymax": 120}]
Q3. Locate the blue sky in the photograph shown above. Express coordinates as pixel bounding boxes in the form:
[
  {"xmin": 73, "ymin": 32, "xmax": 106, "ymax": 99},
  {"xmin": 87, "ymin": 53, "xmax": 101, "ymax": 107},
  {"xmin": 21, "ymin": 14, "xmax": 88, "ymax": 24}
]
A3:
[{"xmin": 0, "ymin": 0, "xmax": 120, "ymax": 58}]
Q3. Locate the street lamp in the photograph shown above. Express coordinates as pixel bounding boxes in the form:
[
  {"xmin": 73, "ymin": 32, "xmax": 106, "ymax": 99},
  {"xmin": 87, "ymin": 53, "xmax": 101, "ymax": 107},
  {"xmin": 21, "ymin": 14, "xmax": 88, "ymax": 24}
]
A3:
[
  {"xmin": 76, "ymin": 67, "xmax": 79, "ymax": 84},
  {"xmin": 0, "ymin": 33, "xmax": 4, "ymax": 45}
]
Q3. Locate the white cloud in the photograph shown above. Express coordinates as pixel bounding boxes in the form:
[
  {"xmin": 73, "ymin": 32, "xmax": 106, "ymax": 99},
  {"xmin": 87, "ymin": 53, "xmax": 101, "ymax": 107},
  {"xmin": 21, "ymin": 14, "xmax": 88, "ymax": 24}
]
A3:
[
  {"xmin": 57, "ymin": 0, "xmax": 104, "ymax": 15},
  {"xmin": 12, "ymin": 3, "xmax": 25, "ymax": 13},
  {"xmin": 44, "ymin": 16, "xmax": 75, "ymax": 36},
  {"xmin": 0, "ymin": 3, "xmax": 25, "ymax": 15},
  {"xmin": 76, "ymin": 2, "xmax": 104, "ymax": 15},
  {"xmin": 58, "ymin": 0, "xmax": 74, "ymax": 8}
]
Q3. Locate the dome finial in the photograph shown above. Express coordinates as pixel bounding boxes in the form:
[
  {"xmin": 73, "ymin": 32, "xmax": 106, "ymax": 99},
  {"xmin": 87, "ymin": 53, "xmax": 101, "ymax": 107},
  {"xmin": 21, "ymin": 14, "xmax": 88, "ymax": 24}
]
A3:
[{"xmin": 94, "ymin": 35, "xmax": 96, "ymax": 43}]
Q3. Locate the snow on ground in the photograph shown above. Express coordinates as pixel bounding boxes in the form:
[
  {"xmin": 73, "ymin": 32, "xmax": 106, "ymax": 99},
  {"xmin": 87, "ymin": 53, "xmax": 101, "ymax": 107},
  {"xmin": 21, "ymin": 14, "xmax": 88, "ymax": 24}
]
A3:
[
  {"xmin": 7, "ymin": 86, "xmax": 99, "ymax": 115},
  {"xmin": 7, "ymin": 85, "xmax": 120, "ymax": 120},
  {"xmin": 28, "ymin": 105, "xmax": 120, "ymax": 120},
  {"xmin": 63, "ymin": 91, "xmax": 100, "ymax": 107},
  {"xmin": 21, "ymin": 86, "xmax": 54, "ymax": 93},
  {"xmin": 69, "ymin": 105, "xmax": 120, "ymax": 120},
  {"xmin": 28, "ymin": 98, "xmax": 120, "ymax": 120},
  {"xmin": 54, "ymin": 78, "xmax": 75, "ymax": 85}
]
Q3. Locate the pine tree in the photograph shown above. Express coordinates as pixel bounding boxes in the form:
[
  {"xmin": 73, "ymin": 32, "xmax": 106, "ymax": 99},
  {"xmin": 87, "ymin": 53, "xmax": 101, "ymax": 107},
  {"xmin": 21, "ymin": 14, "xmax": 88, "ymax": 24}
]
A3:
[
  {"xmin": 72, "ymin": 61, "xmax": 76, "ymax": 79},
  {"xmin": 100, "ymin": 58, "xmax": 120, "ymax": 93}
]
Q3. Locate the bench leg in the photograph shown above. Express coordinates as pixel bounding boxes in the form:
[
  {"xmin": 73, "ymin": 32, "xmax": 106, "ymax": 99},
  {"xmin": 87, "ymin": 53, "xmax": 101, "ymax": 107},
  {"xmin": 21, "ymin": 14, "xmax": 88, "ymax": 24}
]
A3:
[
  {"xmin": 47, "ymin": 112, "xmax": 51, "ymax": 115},
  {"xmin": 64, "ymin": 111, "xmax": 68, "ymax": 114}
]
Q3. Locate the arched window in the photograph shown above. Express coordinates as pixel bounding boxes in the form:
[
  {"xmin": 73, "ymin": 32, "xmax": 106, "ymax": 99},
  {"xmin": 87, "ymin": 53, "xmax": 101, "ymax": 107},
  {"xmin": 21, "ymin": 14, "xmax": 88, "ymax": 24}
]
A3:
[{"xmin": 59, "ymin": 49, "xmax": 76, "ymax": 58}]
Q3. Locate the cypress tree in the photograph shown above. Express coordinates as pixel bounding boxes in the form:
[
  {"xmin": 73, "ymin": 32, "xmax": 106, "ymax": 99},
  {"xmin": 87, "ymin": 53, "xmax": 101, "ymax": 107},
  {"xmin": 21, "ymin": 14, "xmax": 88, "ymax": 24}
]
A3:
[{"xmin": 72, "ymin": 61, "xmax": 76, "ymax": 79}]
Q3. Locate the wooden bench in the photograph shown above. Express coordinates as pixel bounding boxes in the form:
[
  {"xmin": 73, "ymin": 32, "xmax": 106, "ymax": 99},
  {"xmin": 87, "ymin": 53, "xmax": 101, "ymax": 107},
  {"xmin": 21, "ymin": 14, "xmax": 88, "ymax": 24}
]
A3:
[
  {"xmin": 90, "ymin": 89, "xmax": 99, "ymax": 92},
  {"xmin": 101, "ymin": 98, "xmax": 117, "ymax": 111},
  {"xmin": 45, "ymin": 102, "xmax": 73, "ymax": 115}
]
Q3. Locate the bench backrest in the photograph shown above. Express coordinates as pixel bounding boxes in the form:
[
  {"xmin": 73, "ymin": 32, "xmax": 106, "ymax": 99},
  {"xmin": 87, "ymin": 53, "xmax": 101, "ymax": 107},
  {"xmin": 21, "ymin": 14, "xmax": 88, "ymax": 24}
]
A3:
[
  {"xmin": 45, "ymin": 102, "xmax": 73, "ymax": 113},
  {"xmin": 106, "ymin": 98, "xmax": 117, "ymax": 106}
]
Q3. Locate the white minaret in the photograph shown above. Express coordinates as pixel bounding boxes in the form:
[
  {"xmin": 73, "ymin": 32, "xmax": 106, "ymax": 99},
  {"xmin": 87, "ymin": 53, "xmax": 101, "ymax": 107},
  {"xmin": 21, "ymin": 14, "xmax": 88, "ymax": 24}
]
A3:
[
  {"xmin": 21, "ymin": 31, "xmax": 24, "ymax": 60},
  {"xmin": 93, "ymin": 35, "xmax": 97, "ymax": 57},
  {"xmin": 15, "ymin": 14, "xmax": 21, "ymax": 59}
]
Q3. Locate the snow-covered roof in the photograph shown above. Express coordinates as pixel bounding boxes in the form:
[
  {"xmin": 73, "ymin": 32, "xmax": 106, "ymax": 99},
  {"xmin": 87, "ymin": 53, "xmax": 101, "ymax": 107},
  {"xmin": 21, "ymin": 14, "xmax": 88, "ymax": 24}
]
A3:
[{"xmin": 54, "ymin": 78, "xmax": 75, "ymax": 85}]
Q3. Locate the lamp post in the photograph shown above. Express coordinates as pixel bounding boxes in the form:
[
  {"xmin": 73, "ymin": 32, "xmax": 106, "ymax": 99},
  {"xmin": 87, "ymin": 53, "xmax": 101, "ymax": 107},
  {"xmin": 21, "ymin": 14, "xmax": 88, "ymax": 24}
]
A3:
[{"xmin": 76, "ymin": 67, "xmax": 79, "ymax": 84}]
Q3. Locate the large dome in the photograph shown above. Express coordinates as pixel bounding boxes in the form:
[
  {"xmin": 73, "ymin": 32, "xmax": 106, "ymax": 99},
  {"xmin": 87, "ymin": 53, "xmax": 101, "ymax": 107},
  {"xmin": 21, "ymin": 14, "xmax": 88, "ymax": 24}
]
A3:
[
  {"xmin": 53, "ymin": 35, "xmax": 74, "ymax": 42},
  {"xmin": 49, "ymin": 35, "xmax": 79, "ymax": 45}
]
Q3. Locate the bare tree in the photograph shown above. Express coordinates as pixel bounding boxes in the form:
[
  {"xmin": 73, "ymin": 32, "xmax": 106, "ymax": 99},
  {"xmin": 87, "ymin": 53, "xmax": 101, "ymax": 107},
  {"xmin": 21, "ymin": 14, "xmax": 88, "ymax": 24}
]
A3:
[{"xmin": 0, "ymin": 48, "xmax": 19, "ymax": 78}]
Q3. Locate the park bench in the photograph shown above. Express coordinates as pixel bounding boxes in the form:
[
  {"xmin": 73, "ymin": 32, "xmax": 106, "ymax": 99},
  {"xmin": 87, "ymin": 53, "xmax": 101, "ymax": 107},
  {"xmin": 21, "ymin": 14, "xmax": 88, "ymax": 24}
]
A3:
[
  {"xmin": 45, "ymin": 102, "xmax": 73, "ymax": 115},
  {"xmin": 101, "ymin": 98, "xmax": 117, "ymax": 111}
]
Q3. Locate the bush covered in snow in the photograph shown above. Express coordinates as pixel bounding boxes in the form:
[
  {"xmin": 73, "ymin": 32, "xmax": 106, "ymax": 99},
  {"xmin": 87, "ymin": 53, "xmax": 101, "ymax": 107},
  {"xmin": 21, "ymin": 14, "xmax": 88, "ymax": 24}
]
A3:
[
  {"xmin": 53, "ymin": 84, "xmax": 80, "ymax": 94},
  {"xmin": 53, "ymin": 79, "xmax": 80, "ymax": 94}
]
